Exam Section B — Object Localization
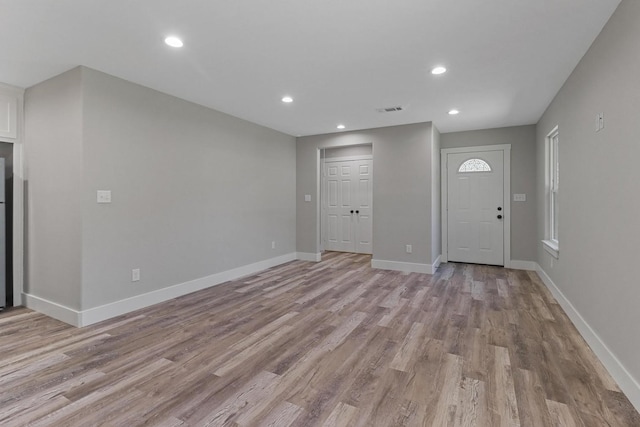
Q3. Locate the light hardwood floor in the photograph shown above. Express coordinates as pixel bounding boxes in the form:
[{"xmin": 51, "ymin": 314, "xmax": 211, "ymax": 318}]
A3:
[{"xmin": 1, "ymin": 252, "xmax": 638, "ymax": 426}]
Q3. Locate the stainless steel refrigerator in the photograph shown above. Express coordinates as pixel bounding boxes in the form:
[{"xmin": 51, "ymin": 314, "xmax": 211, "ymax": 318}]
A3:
[{"xmin": 0, "ymin": 158, "xmax": 5, "ymax": 310}]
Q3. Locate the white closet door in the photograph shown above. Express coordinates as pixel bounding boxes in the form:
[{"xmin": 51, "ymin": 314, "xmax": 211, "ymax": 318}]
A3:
[
  {"xmin": 354, "ymin": 159, "xmax": 372, "ymax": 254},
  {"xmin": 325, "ymin": 161, "xmax": 356, "ymax": 252},
  {"xmin": 324, "ymin": 158, "xmax": 373, "ymax": 254}
]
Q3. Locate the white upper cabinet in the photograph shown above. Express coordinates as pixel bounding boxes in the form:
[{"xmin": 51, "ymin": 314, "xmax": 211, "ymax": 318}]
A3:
[
  {"xmin": 0, "ymin": 93, "xmax": 18, "ymax": 139},
  {"xmin": 0, "ymin": 83, "xmax": 24, "ymax": 142}
]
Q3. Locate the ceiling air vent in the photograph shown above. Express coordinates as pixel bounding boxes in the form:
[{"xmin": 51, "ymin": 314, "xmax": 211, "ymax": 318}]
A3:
[{"xmin": 376, "ymin": 106, "xmax": 404, "ymax": 113}]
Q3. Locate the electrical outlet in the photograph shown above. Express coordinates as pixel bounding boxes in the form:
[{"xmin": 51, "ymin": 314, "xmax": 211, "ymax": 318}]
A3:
[
  {"xmin": 406, "ymin": 245, "xmax": 412, "ymax": 254},
  {"xmin": 132, "ymin": 268, "xmax": 140, "ymax": 282},
  {"xmin": 271, "ymin": 241, "xmax": 276, "ymax": 249},
  {"xmin": 513, "ymin": 193, "xmax": 526, "ymax": 202}
]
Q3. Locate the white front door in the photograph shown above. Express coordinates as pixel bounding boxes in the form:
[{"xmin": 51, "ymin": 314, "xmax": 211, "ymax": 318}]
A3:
[
  {"xmin": 447, "ymin": 151, "xmax": 504, "ymax": 265},
  {"xmin": 324, "ymin": 158, "xmax": 373, "ymax": 254}
]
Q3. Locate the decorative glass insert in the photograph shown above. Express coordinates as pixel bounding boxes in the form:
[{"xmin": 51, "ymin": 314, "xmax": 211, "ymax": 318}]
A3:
[{"xmin": 458, "ymin": 158, "xmax": 492, "ymax": 172}]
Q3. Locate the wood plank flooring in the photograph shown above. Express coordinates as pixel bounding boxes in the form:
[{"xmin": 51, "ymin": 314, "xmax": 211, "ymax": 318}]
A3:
[{"xmin": 1, "ymin": 252, "xmax": 638, "ymax": 426}]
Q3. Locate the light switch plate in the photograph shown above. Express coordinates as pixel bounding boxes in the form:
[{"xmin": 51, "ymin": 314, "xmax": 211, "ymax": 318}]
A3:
[
  {"xmin": 304, "ymin": 194, "xmax": 311, "ymax": 202},
  {"xmin": 599, "ymin": 113, "xmax": 604, "ymax": 130},
  {"xmin": 595, "ymin": 113, "xmax": 604, "ymax": 132},
  {"xmin": 97, "ymin": 190, "xmax": 112, "ymax": 203},
  {"xmin": 513, "ymin": 193, "xmax": 526, "ymax": 202}
]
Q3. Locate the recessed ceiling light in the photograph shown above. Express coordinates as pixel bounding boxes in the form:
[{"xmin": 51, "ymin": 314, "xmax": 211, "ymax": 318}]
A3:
[
  {"xmin": 164, "ymin": 36, "xmax": 183, "ymax": 48},
  {"xmin": 281, "ymin": 96, "xmax": 293, "ymax": 103},
  {"xmin": 448, "ymin": 109, "xmax": 460, "ymax": 115},
  {"xmin": 431, "ymin": 66, "xmax": 447, "ymax": 75},
  {"xmin": 337, "ymin": 124, "xmax": 346, "ymax": 129}
]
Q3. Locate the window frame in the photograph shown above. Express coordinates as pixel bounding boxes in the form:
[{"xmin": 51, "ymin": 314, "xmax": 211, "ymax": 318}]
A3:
[{"xmin": 543, "ymin": 126, "xmax": 560, "ymax": 258}]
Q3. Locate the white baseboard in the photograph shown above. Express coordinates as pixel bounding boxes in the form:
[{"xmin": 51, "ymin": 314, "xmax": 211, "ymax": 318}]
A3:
[
  {"xmin": 22, "ymin": 293, "xmax": 81, "ymax": 326},
  {"xmin": 432, "ymin": 254, "xmax": 442, "ymax": 271},
  {"xmin": 535, "ymin": 264, "xmax": 640, "ymax": 412},
  {"xmin": 297, "ymin": 252, "xmax": 321, "ymax": 262},
  {"xmin": 371, "ymin": 258, "xmax": 438, "ymax": 274},
  {"xmin": 25, "ymin": 252, "xmax": 297, "ymax": 328},
  {"xmin": 509, "ymin": 260, "xmax": 537, "ymax": 271}
]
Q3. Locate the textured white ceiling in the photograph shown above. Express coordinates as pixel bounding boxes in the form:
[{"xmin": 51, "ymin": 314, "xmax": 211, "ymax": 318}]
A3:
[{"xmin": 0, "ymin": 0, "xmax": 621, "ymax": 136}]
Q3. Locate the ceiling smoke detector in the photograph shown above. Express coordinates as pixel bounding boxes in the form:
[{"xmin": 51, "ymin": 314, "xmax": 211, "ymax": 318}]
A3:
[{"xmin": 376, "ymin": 106, "xmax": 404, "ymax": 113}]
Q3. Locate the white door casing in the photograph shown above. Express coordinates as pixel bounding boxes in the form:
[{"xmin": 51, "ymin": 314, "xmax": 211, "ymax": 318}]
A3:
[
  {"xmin": 441, "ymin": 145, "xmax": 511, "ymax": 267},
  {"xmin": 323, "ymin": 157, "xmax": 372, "ymax": 254}
]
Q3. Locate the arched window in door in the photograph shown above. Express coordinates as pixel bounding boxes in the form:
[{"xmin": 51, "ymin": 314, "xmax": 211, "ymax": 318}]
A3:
[{"xmin": 458, "ymin": 158, "xmax": 492, "ymax": 173}]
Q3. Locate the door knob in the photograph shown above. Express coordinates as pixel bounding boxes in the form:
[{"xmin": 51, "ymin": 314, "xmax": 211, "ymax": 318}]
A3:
[
  {"xmin": 497, "ymin": 207, "xmax": 502, "ymax": 211},
  {"xmin": 356, "ymin": 210, "xmax": 359, "ymax": 214},
  {"xmin": 497, "ymin": 215, "xmax": 503, "ymax": 219},
  {"xmin": 350, "ymin": 210, "xmax": 354, "ymax": 214}
]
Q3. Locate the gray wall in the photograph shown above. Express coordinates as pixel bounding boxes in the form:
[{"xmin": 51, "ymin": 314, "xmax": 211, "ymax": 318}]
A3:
[
  {"xmin": 431, "ymin": 125, "xmax": 441, "ymax": 264},
  {"xmin": 441, "ymin": 125, "xmax": 537, "ymax": 262},
  {"xmin": 24, "ymin": 67, "xmax": 84, "ymax": 310},
  {"xmin": 26, "ymin": 66, "xmax": 296, "ymax": 310},
  {"xmin": 297, "ymin": 123, "xmax": 435, "ymax": 265},
  {"xmin": 323, "ymin": 144, "xmax": 372, "ymax": 158},
  {"xmin": 536, "ymin": 0, "xmax": 640, "ymax": 384}
]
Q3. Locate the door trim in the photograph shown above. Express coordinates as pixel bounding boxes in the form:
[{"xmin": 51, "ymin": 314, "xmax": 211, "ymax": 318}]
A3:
[
  {"xmin": 321, "ymin": 155, "xmax": 373, "ymax": 162},
  {"xmin": 441, "ymin": 144, "xmax": 511, "ymax": 268}
]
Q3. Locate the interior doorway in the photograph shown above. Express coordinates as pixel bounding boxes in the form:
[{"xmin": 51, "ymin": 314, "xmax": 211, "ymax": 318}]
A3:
[
  {"xmin": 0, "ymin": 142, "xmax": 12, "ymax": 309},
  {"xmin": 321, "ymin": 145, "xmax": 373, "ymax": 255}
]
